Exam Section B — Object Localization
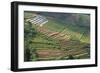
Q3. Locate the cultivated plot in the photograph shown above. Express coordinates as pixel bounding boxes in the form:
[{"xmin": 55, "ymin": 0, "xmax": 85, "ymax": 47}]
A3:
[{"xmin": 24, "ymin": 11, "xmax": 90, "ymax": 61}]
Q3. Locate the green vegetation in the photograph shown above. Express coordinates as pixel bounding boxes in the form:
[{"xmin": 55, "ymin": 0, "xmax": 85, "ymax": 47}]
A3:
[
  {"xmin": 24, "ymin": 22, "xmax": 38, "ymax": 61},
  {"xmin": 24, "ymin": 11, "xmax": 90, "ymax": 61}
]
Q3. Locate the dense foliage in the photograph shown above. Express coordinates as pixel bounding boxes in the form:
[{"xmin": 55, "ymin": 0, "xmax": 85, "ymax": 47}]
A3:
[{"xmin": 24, "ymin": 22, "xmax": 38, "ymax": 61}]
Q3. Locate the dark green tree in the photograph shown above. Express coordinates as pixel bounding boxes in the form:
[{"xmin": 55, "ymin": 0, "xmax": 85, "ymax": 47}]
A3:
[
  {"xmin": 68, "ymin": 55, "xmax": 74, "ymax": 59},
  {"xmin": 24, "ymin": 22, "xmax": 38, "ymax": 61}
]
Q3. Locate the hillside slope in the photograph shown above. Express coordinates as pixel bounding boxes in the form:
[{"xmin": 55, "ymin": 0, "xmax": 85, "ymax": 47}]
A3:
[{"xmin": 24, "ymin": 11, "xmax": 90, "ymax": 61}]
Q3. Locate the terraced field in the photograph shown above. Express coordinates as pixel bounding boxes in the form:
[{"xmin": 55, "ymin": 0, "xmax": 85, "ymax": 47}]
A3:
[{"xmin": 24, "ymin": 12, "xmax": 90, "ymax": 61}]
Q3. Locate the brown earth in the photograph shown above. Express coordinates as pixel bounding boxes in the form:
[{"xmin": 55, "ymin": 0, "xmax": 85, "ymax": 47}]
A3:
[{"xmin": 36, "ymin": 48, "xmax": 87, "ymax": 59}]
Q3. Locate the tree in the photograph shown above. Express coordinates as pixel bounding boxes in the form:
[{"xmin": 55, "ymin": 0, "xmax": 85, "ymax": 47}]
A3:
[
  {"xmin": 24, "ymin": 22, "xmax": 38, "ymax": 61},
  {"xmin": 68, "ymin": 55, "xmax": 74, "ymax": 59}
]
